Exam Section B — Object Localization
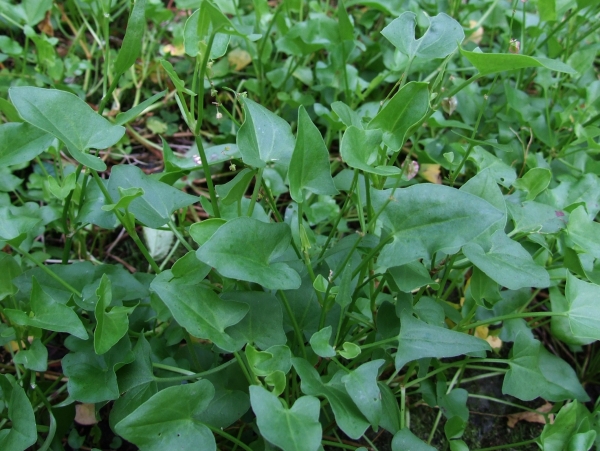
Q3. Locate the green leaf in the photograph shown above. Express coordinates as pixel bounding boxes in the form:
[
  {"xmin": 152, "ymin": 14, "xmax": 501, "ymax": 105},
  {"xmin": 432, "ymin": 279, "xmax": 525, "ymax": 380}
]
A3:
[
  {"xmin": 159, "ymin": 59, "xmax": 196, "ymax": 95},
  {"xmin": 220, "ymin": 291, "xmax": 287, "ymax": 350},
  {"xmin": 62, "ymin": 335, "xmax": 134, "ymax": 403},
  {"xmin": 250, "ymin": 385, "xmax": 322, "ymax": 451},
  {"xmin": 460, "ymin": 47, "xmax": 577, "ymax": 75},
  {"xmin": 338, "ymin": 342, "xmax": 361, "ymax": 359},
  {"xmin": 289, "ymin": 106, "xmax": 338, "ymax": 202},
  {"xmin": 463, "ymin": 230, "xmax": 549, "ymax": 290},
  {"xmin": 513, "ymin": 167, "xmax": 552, "ymax": 200},
  {"xmin": 0, "ymin": 207, "xmax": 42, "ymax": 246},
  {"xmin": 4, "ymin": 278, "xmax": 87, "ymax": 339},
  {"xmin": 114, "ymin": 0, "xmax": 147, "ymax": 76},
  {"xmin": 0, "ymin": 122, "xmax": 54, "ymax": 166},
  {"xmin": 183, "ymin": 9, "xmax": 230, "ymax": 58},
  {"xmin": 115, "ymin": 380, "xmax": 216, "ymax": 451},
  {"xmin": 151, "ymin": 268, "xmax": 248, "ymax": 351},
  {"xmin": 503, "ymin": 333, "xmax": 589, "ymax": 402},
  {"xmin": 189, "ymin": 218, "xmax": 227, "ymax": 246},
  {"xmin": 368, "ymin": 82, "xmax": 429, "ymax": 151},
  {"xmin": 47, "ymin": 172, "xmax": 77, "ymax": 200},
  {"xmin": 195, "ymin": 385, "xmax": 250, "ymax": 429},
  {"xmin": 381, "ymin": 12, "xmax": 464, "ymax": 60},
  {"xmin": 309, "ymin": 326, "xmax": 336, "ymax": 358},
  {"xmin": 107, "ymin": 165, "xmax": 198, "ymax": 228},
  {"xmin": 0, "ymin": 252, "xmax": 21, "ymax": 300},
  {"xmin": 0, "ymin": 374, "xmax": 37, "ymax": 451},
  {"xmin": 293, "ymin": 357, "xmax": 370, "ymax": 439},
  {"xmin": 540, "ymin": 401, "xmax": 595, "ymax": 451},
  {"xmin": 395, "ymin": 311, "xmax": 490, "ymax": 370},
  {"xmin": 116, "ymin": 90, "xmax": 167, "ymax": 126},
  {"xmin": 237, "ymin": 98, "xmax": 295, "ymax": 169},
  {"xmin": 341, "ymin": 126, "xmax": 400, "ymax": 176},
  {"xmin": 392, "ymin": 428, "xmax": 437, "ymax": 451},
  {"xmin": 102, "ymin": 186, "xmax": 144, "ymax": 212},
  {"xmin": 94, "ymin": 275, "xmax": 136, "ymax": 355},
  {"xmin": 372, "ymin": 185, "xmax": 503, "ymax": 268},
  {"xmin": 196, "ymin": 217, "xmax": 301, "ymax": 290},
  {"xmin": 550, "ymin": 272, "xmax": 600, "ymax": 344},
  {"xmin": 116, "ymin": 334, "xmax": 155, "ymax": 392},
  {"xmin": 567, "ymin": 206, "xmax": 600, "ymax": 259},
  {"xmin": 246, "ymin": 344, "xmax": 292, "ymax": 376},
  {"xmin": 143, "ymin": 226, "xmax": 174, "ymax": 260},
  {"xmin": 341, "ymin": 360, "xmax": 384, "ymax": 428},
  {"xmin": 215, "ymin": 168, "xmax": 256, "ymax": 205},
  {"xmin": 13, "ymin": 338, "xmax": 47, "ymax": 372},
  {"xmin": 9, "ymin": 87, "xmax": 125, "ymax": 171}
]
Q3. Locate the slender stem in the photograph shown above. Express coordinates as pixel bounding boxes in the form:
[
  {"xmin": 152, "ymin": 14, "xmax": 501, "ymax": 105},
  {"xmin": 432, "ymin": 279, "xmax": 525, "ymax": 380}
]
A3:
[
  {"xmin": 458, "ymin": 311, "xmax": 565, "ymax": 331},
  {"xmin": 152, "ymin": 359, "xmax": 237, "ymax": 382},
  {"xmin": 234, "ymin": 351, "xmax": 256, "ymax": 385},
  {"xmin": 13, "ymin": 246, "xmax": 81, "ymax": 297},
  {"xmin": 474, "ymin": 439, "xmax": 539, "ymax": 451},
  {"xmin": 207, "ymin": 424, "xmax": 254, "ymax": 451},
  {"xmin": 278, "ymin": 290, "xmax": 307, "ymax": 359},
  {"xmin": 194, "ymin": 136, "xmax": 221, "ymax": 218},
  {"xmin": 246, "ymin": 168, "xmax": 263, "ymax": 217},
  {"xmin": 168, "ymin": 220, "xmax": 194, "ymax": 252}
]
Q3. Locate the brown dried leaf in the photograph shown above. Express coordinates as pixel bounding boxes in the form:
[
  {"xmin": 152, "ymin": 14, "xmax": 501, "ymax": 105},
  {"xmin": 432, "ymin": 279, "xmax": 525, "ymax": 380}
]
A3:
[{"xmin": 506, "ymin": 402, "xmax": 554, "ymax": 428}]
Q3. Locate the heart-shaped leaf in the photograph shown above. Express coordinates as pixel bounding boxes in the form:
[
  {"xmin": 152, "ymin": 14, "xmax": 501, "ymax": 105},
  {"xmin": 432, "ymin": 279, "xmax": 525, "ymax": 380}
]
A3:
[
  {"xmin": 9, "ymin": 87, "xmax": 125, "ymax": 171},
  {"xmin": 293, "ymin": 357, "xmax": 370, "ymax": 439},
  {"xmin": 367, "ymin": 82, "xmax": 429, "ymax": 151},
  {"xmin": 4, "ymin": 277, "xmax": 87, "ymax": 339},
  {"xmin": 395, "ymin": 311, "xmax": 490, "ymax": 370},
  {"xmin": 151, "ymin": 268, "xmax": 248, "ymax": 352},
  {"xmin": 115, "ymin": 380, "xmax": 216, "ymax": 451},
  {"xmin": 196, "ymin": 217, "xmax": 301, "ymax": 290},
  {"xmin": 0, "ymin": 374, "xmax": 37, "ymax": 451},
  {"xmin": 237, "ymin": 98, "xmax": 295, "ymax": 169},
  {"xmin": 463, "ymin": 230, "xmax": 550, "ymax": 290},
  {"xmin": 250, "ymin": 385, "xmax": 322, "ymax": 451},
  {"xmin": 107, "ymin": 165, "xmax": 198, "ymax": 228},
  {"xmin": 94, "ymin": 275, "xmax": 136, "ymax": 355},
  {"xmin": 372, "ymin": 185, "xmax": 503, "ymax": 268},
  {"xmin": 0, "ymin": 122, "xmax": 54, "ymax": 166},
  {"xmin": 289, "ymin": 106, "xmax": 338, "ymax": 202},
  {"xmin": 382, "ymin": 12, "xmax": 464, "ymax": 60},
  {"xmin": 550, "ymin": 272, "xmax": 600, "ymax": 344}
]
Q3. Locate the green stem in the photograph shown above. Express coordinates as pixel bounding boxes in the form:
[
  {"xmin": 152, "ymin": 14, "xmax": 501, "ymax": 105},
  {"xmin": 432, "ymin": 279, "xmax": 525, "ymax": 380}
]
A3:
[
  {"xmin": 152, "ymin": 359, "xmax": 237, "ymax": 382},
  {"xmin": 90, "ymin": 171, "xmax": 161, "ymax": 273},
  {"xmin": 278, "ymin": 290, "xmax": 307, "ymax": 359},
  {"xmin": 168, "ymin": 220, "xmax": 194, "ymax": 252},
  {"xmin": 194, "ymin": 136, "xmax": 221, "ymax": 218},
  {"xmin": 246, "ymin": 168, "xmax": 264, "ymax": 217},
  {"xmin": 207, "ymin": 424, "xmax": 254, "ymax": 451},
  {"xmin": 234, "ymin": 351, "xmax": 256, "ymax": 385},
  {"xmin": 13, "ymin": 247, "xmax": 81, "ymax": 297},
  {"xmin": 474, "ymin": 439, "xmax": 539, "ymax": 451},
  {"xmin": 458, "ymin": 311, "xmax": 565, "ymax": 331}
]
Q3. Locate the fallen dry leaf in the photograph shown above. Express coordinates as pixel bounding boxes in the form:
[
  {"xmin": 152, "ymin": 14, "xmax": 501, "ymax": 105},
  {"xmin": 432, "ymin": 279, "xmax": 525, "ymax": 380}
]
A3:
[
  {"xmin": 419, "ymin": 164, "xmax": 442, "ymax": 184},
  {"xmin": 506, "ymin": 402, "xmax": 554, "ymax": 428},
  {"xmin": 75, "ymin": 403, "xmax": 98, "ymax": 425},
  {"xmin": 228, "ymin": 48, "xmax": 252, "ymax": 71}
]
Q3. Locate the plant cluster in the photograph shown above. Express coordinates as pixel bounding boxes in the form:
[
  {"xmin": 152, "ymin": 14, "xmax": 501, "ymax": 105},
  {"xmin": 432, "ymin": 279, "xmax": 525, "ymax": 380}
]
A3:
[{"xmin": 1, "ymin": 0, "xmax": 600, "ymax": 450}]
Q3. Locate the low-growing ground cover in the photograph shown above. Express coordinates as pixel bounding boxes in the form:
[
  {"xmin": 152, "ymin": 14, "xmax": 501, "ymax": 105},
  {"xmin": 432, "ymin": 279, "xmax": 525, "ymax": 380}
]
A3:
[{"xmin": 0, "ymin": 0, "xmax": 600, "ymax": 449}]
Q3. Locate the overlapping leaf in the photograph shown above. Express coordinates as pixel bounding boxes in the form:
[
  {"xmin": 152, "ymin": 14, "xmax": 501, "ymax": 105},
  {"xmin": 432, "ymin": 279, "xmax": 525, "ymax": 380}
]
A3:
[
  {"xmin": 196, "ymin": 217, "xmax": 301, "ymax": 290},
  {"xmin": 372, "ymin": 185, "xmax": 503, "ymax": 268}
]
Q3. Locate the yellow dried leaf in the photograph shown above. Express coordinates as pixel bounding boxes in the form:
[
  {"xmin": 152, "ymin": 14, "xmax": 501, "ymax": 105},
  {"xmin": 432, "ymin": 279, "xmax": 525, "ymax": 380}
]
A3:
[
  {"xmin": 162, "ymin": 44, "xmax": 185, "ymax": 57},
  {"xmin": 419, "ymin": 164, "xmax": 441, "ymax": 184},
  {"xmin": 507, "ymin": 402, "xmax": 554, "ymax": 428},
  {"xmin": 467, "ymin": 20, "xmax": 484, "ymax": 45},
  {"xmin": 228, "ymin": 48, "xmax": 252, "ymax": 71},
  {"xmin": 75, "ymin": 403, "xmax": 98, "ymax": 425}
]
